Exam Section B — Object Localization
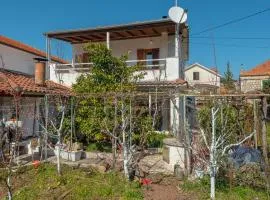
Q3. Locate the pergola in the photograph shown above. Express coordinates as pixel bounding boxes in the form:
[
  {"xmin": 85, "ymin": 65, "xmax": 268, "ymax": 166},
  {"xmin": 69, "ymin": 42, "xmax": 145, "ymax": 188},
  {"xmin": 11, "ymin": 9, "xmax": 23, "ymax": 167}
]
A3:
[{"xmin": 45, "ymin": 18, "xmax": 189, "ymax": 44}]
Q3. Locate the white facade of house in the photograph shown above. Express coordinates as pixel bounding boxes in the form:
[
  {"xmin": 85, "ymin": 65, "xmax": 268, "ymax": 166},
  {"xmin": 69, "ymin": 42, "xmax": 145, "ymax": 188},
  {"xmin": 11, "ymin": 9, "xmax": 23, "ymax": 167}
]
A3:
[
  {"xmin": 0, "ymin": 44, "xmax": 37, "ymax": 75},
  {"xmin": 72, "ymin": 35, "xmax": 176, "ymax": 61},
  {"xmin": 185, "ymin": 63, "xmax": 221, "ymax": 87},
  {"xmin": 50, "ymin": 34, "xmax": 184, "ymax": 86}
]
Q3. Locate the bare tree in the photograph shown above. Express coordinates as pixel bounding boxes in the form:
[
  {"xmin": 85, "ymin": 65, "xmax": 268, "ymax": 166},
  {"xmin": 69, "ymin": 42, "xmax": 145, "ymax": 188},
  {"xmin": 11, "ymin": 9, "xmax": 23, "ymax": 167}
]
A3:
[{"xmin": 198, "ymin": 104, "xmax": 255, "ymax": 200}]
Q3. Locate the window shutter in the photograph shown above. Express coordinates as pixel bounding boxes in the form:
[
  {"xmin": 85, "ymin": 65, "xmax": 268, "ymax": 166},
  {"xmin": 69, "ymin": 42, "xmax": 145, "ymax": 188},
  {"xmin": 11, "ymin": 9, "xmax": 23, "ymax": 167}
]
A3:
[
  {"xmin": 152, "ymin": 48, "xmax": 159, "ymax": 59},
  {"xmin": 82, "ymin": 53, "xmax": 90, "ymax": 63},
  {"xmin": 152, "ymin": 48, "xmax": 160, "ymax": 66},
  {"xmin": 137, "ymin": 49, "xmax": 146, "ymax": 66}
]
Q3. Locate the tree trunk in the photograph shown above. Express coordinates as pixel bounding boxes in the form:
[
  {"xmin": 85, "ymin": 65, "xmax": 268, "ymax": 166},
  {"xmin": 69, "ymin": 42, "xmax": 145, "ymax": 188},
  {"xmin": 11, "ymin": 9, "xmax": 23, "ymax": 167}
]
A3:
[
  {"xmin": 57, "ymin": 144, "xmax": 61, "ymax": 175},
  {"xmin": 121, "ymin": 101, "xmax": 129, "ymax": 178},
  {"xmin": 112, "ymin": 137, "xmax": 116, "ymax": 169},
  {"xmin": 6, "ymin": 174, "xmax": 12, "ymax": 200},
  {"xmin": 210, "ymin": 108, "xmax": 217, "ymax": 200},
  {"xmin": 210, "ymin": 170, "xmax": 215, "ymax": 200}
]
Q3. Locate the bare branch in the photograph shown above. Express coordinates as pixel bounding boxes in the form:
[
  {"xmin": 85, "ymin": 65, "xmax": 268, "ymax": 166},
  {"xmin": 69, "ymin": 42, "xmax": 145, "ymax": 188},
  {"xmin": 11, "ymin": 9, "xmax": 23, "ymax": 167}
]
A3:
[
  {"xmin": 222, "ymin": 131, "xmax": 255, "ymax": 156},
  {"xmin": 200, "ymin": 128, "xmax": 210, "ymax": 150}
]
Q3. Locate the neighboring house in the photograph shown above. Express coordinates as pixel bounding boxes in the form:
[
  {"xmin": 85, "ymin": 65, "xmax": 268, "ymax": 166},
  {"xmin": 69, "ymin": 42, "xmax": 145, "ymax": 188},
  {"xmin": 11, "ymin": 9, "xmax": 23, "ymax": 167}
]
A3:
[
  {"xmin": 45, "ymin": 18, "xmax": 190, "ymax": 133},
  {"xmin": 185, "ymin": 63, "xmax": 221, "ymax": 87},
  {"xmin": 185, "ymin": 63, "xmax": 221, "ymax": 94},
  {"xmin": 0, "ymin": 35, "xmax": 67, "ymax": 78},
  {"xmin": 240, "ymin": 60, "xmax": 270, "ymax": 93},
  {"xmin": 0, "ymin": 35, "xmax": 70, "ymax": 141}
]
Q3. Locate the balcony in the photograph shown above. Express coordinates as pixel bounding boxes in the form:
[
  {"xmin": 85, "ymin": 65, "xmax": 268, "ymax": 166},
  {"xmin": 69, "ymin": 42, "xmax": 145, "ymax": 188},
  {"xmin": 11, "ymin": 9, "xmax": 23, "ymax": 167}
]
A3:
[{"xmin": 50, "ymin": 57, "xmax": 180, "ymax": 86}]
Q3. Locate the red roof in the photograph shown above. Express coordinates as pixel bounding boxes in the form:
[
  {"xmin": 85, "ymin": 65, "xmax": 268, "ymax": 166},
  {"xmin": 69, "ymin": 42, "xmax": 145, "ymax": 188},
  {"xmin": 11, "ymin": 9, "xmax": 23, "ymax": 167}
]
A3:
[
  {"xmin": 241, "ymin": 60, "xmax": 270, "ymax": 76},
  {"xmin": 0, "ymin": 69, "xmax": 71, "ymax": 96},
  {"xmin": 0, "ymin": 35, "xmax": 68, "ymax": 64}
]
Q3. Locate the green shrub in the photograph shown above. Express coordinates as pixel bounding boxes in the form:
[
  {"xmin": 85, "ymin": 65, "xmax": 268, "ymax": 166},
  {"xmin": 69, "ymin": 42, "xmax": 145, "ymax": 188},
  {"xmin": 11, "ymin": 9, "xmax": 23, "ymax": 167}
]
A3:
[
  {"xmin": 146, "ymin": 132, "xmax": 169, "ymax": 148},
  {"xmin": 86, "ymin": 142, "xmax": 112, "ymax": 152}
]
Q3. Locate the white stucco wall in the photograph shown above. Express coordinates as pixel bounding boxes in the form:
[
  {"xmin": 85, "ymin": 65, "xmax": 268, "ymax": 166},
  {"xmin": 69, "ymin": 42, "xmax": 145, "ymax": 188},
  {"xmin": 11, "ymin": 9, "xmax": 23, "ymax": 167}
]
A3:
[
  {"xmin": 185, "ymin": 65, "xmax": 221, "ymax": 87},
  {"xmin": 0, "ymin": 44, "xmax": 37, "ymax": 75},
  {"xmin": 50, "ymin": 57, "xmax": 180, "ymax": 86},
  {"xmin": 73, "ymin": 33, "xmax": 175, "ymax": 60},
  {"xmin": 50, "ymin": 34, "xmax": 184, "ymax": 86},
  {"xmin": 50, "ymin": 63, "xmax": 83, "ymax": 86},
  {"xmin": 0, "ymin": 44, "xmax": 61, "ymax": 78}
]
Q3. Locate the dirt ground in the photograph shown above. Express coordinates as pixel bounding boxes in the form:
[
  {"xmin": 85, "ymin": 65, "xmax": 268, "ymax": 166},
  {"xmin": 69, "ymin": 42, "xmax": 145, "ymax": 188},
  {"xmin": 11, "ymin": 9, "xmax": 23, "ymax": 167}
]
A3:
[{"xmin": 143, "ymin": 176, "xmax": 197, "ymax": 200}]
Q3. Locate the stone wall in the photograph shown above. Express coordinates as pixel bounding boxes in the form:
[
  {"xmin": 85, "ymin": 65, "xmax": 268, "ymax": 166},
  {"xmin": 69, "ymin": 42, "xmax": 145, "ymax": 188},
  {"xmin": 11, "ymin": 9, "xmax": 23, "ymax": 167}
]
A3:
[{"xmin": 240, "ymin": 76, "xmax": 270, "ymax": 93}]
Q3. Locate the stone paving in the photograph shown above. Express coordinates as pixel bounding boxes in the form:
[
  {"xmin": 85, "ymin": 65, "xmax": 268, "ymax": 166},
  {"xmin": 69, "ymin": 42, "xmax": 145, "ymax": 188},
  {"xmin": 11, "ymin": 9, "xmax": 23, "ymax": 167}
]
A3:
[{"xmin": 16, "ymin": 151, "xmax": 174, "ymax": 175}]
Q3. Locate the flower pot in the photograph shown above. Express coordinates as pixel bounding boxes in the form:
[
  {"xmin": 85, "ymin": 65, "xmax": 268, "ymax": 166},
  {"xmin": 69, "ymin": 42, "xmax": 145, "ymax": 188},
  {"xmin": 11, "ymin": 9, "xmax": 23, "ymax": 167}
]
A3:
[{"xmin": 54, "ymin": 149, "xmax": 82, "ymax": 162}]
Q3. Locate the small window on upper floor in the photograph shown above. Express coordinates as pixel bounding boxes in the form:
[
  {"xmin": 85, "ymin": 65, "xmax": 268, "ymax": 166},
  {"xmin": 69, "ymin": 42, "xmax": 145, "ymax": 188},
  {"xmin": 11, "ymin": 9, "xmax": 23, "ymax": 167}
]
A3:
[{"xmin": 193, "ymin": 72, "xmax": 200, "ymax": 80}]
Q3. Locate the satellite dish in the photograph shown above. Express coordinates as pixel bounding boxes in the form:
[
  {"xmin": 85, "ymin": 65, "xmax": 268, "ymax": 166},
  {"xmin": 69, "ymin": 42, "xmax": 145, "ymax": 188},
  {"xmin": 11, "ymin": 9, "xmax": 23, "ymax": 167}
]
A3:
[
  {"xmin": 181, "ymin": 12, "xmax": 188, "ymax": 24},
  {"xmin": 168, "ymin": 6, "xmax": 187, "ymax": 24}
]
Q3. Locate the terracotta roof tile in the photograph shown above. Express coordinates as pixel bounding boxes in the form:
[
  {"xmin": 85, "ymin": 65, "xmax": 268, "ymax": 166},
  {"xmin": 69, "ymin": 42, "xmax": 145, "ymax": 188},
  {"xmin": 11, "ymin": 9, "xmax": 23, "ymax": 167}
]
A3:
[
  {"xmin": 0, "ymin": 69, "xmax": 71, "ymax": 96},
  {"xmin": 0, "ymin": 35, "xmax": 68, "ymax": 64},
  {"xmin": 240, "ymin": 60, "xmax": 270, "ymax": 76}
]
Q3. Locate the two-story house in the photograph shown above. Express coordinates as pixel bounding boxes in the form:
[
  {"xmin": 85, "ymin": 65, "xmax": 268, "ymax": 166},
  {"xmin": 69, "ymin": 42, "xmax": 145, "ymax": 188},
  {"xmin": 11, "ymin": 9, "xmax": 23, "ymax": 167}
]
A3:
[{"xmin": 45, "ymin": 18, "xmax": 189, "ymax": 135}]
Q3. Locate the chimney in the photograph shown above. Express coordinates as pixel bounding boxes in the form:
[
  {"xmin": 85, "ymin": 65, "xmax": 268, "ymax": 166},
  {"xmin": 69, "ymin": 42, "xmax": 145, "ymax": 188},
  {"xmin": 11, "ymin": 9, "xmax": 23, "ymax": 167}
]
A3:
[{"xmin": 34, "ymin": 58, "xmax": 47, "ymax": 85}]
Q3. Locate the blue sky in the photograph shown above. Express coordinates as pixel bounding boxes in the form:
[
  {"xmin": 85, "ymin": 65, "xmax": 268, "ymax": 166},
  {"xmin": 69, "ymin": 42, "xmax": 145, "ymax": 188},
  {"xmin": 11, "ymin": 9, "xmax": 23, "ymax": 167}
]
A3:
[{"xmin": 1, "ymin": 0, "xmax": 270, "ymax": 78}]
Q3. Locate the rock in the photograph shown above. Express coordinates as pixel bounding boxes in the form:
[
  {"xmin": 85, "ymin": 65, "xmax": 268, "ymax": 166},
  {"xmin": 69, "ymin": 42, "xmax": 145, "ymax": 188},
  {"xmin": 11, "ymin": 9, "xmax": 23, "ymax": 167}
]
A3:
[{"xmin": 96, "ymin": 165, "xmax": 106, "ymax": 173}]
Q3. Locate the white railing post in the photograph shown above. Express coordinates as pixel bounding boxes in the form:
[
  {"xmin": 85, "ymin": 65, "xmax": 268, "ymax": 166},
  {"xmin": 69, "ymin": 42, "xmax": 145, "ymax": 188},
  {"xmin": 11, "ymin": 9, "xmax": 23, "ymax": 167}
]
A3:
[{"xmin": 106, "ymin": 32, "xmax": 110, "ymax": 49}]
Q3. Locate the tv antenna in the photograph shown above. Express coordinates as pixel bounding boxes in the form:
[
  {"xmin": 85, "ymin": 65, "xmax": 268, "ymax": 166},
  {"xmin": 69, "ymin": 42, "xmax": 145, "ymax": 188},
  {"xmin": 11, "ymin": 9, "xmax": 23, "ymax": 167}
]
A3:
[
  {"xmin": 168, "ymin": 4, "xmax": 187, "ymax": 79},
  {"xmin": 168, "ymin": 3, "xmax": 188, "ymax": 143}
]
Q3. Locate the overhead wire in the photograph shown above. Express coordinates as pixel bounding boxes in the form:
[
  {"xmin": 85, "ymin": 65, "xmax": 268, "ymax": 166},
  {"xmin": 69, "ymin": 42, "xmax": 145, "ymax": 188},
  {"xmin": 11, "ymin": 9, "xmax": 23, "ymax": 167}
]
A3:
[
  {"xmin": 189, "ymin": 36, "xmax": 270, "ymax": 40},
  {"xmin": 191, "ymin": 7, "xmax": 270, "ymax": 36}
]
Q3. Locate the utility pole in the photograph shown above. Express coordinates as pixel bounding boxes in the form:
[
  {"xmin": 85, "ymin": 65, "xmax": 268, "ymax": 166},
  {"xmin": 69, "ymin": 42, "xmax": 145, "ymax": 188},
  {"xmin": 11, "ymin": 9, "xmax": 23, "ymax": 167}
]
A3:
[{"xmin": 211, "ymin": 34, "xmax": 218, "ymax": 87}]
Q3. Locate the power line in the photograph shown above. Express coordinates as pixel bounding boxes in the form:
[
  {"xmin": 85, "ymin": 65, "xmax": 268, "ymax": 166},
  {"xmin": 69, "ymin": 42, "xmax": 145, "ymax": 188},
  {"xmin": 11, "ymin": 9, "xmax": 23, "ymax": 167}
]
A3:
[
  {"xmin": 189, "ymin": 36, "xmax": 270, "ymax": 40},
  {"xmin": 192, "ymin": 7, "xmax": 270, "ymax": 36},
  {"xmin": 189, "ymin": 41, "xmax": 270, "ymax": 49}
]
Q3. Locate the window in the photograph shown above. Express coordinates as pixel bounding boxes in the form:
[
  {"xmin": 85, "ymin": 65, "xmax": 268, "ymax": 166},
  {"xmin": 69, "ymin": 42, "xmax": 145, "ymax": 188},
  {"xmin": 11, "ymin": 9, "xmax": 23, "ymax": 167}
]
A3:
[
  {"xmin": 137, "ymin": 48, "xmax": 160, "ymax": 68},
  {"xmin": 146, "ymin": 52, "xmax": 154, "ymax": 65},
  {"xmin": 193, "ymin": 72, "xmax": 200, "ymax": 80}
]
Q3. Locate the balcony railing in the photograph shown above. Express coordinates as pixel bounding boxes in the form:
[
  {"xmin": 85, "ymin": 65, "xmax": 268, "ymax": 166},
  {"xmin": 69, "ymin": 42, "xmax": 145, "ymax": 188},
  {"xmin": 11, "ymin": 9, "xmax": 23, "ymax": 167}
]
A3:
[{"xmin": 53, "ymin": 58, "xmax": 166, "ymax": 73}]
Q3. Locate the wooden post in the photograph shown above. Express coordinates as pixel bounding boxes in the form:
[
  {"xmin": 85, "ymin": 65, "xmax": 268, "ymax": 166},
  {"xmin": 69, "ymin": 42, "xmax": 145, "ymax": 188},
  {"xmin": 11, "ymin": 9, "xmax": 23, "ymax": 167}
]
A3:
[
  {"xmin": 148, "ymin": 93, "xmax": 152, "ymax": 116},
  {"xmin": 44, "ymin": 95, "xmax": 48, "ymax": 161},
  {"xmin": 253, "ymin": 100, "xmax": 258, "ymax": 149},
  {"xmin": 261, "ymin": 97, "xmax": 270, "ymax": 185}
]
